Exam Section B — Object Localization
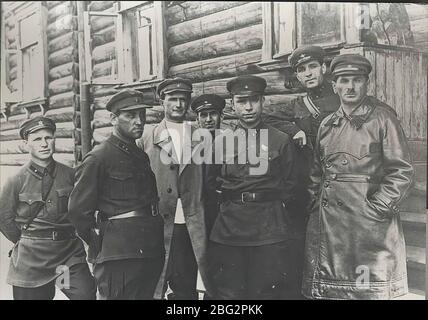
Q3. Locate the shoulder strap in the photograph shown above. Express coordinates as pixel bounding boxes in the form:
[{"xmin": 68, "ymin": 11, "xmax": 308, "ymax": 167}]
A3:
[{"xmin": 302, "ymin": 95, "xmax": 321, "ymax": 119}]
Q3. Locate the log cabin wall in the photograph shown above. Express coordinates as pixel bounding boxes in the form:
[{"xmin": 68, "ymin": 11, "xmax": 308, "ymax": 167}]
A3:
[{"xmin": 0, "ymin": 1, "xmax": 79, "ymax": 168}]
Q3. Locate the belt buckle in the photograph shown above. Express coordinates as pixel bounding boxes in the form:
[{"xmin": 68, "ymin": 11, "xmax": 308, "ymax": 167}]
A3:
[
  {"xmin": 241, "ymin": 192, "xmax": 255, "ymax": 203},
  {"xmin": 52, "ymin": 231, "xmax": 58, "ymax": 241}
]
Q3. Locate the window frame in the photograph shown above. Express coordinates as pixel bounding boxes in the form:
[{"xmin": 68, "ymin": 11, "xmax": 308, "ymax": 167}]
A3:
[
  {"xmin": 3, "ymin": 2, "xmax": 49, "ymax": 110},
  {"xmin": 261, "ymin": 2, "xmax": 362, "ymax": 70}
]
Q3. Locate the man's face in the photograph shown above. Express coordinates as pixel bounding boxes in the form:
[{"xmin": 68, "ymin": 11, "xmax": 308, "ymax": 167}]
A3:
[
  {"xmin": 296, "ymin": 60, "xmax": 326, "ymax": 89},
  {"xmin": 197, "ymin": 110, "xmax": 222, "ymax": 132},
  {"xmin": 111, "ymin": 109, "xmax": 146, "ymax": 140},
  {"xmin": 333, "ymin": 75, "xmax": 368, "ymax": 106},
  {"xmin": 232, "ymin": 94, "xmax": 264, "ymax": 128},
  {"xmin": 161, "ymin": 91, "xmax": 190, "ymax": 123},
  {"xmin": 25, "ymin": 129, "xmax": 55, "ymax": 161}
]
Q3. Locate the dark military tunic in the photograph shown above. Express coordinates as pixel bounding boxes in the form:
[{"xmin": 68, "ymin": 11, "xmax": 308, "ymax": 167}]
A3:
[
  {"xmin": 210, "ymin": 121, "xmax": 298, "ymax": 246},
  {"xmin": 0, "ymin": 161, "xmax": 87, "ymax": 287},
  {"xmin": 68, "ymin": 134, "xmax": 164, "ymax": 264}
]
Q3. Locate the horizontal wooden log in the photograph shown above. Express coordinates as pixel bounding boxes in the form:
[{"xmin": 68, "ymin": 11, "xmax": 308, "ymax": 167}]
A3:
[
  {"xmin": 46, "ymin": 1, "xmax": 63, "ymax": 10},
  {"xmin": 0, "ymin": 122, "xmax": 74, "ymax": 142},
  {"xmin": 91, "ymin": 15, "xmax": 115, "ymax": 34},
  {"xmin": 47, "ymin": 15, "xmax": 77, "ymax": 40},
  {"xmin": 88, "ymin": 1, "xmax": 114, "ymax": 12},
  {"xmin": 166, "ymin": 2, "xmax": 247, "ymax": 26},
  {"xmin": 9, "ymin": 79, "xmax": 19, "ymax": 92},
  {"xmin": 0, "ymin": 153, "xmax": 75, "ymax": 167},
  {"xmin": 168, "ymin": 50, "xmax": 263, "ymax": 82},
  {"xmin": 6, "ymin": 29, "xmax": 16, "ymax": 46},
  {"xmin": 92, "ymin": 41, "xmax": 116, "ymax": 65},
  {"xmin": 49, "ymin": 91, "xmax": 79, "ymax": 109},
  {"xmin": 0, "ymin": 138, "xmax": 74, "ymax": 154},
  {"xmin": 9, "ymin": 66, "xmax": 17, "ymax": 82},
  {"xmin": 48, "ymin": 46, "xmax": 78, "ymax": 68},
  {"xmin": 9, "ymin": 54, "xmax": 17, "ymax": 69},
  {"xmin": 167, "ymin": 2, "xmax": 262, "ymax": 46},
  {"xmin": 48, "ymin": 75, "xmax": 79, "ymax": 96},
  {"xmin": 191, "ymin": 70, "xmax": 293, "ymax": 98},
  {"xmin": 169, "ymin": 24, "xmax": 263, "ymax": 65},
  {"xmin": 0, "ymin": 107, "xmax": 76, "ymax": 132},
  {"xmin": 92, "ymin": 85, "xmax": 119, "ymax": 98},
  {"xmin": 92, "ymin": 25, "xmax": 116, "ymax": 47},
  {"xmin": 48, "ymin": 1, "xmax": 75, "ymax": 22},
  {"xmin": 48, "ymin": 31, "xmax": 77, "ymax": 54},
  {"xmin": 92, "ymin": 107, "xmax": 164, "ymax": 129},
  {"xmin": 92, "ymin": 60, "xmax": 117, "ymax": 78},
  {"xmin": 49, "ymin": 62, "xmax": 79, "ymax": 81},
  {"xmin": 92, "ymin": 89, "xmax": 157, "ymax": 109}
]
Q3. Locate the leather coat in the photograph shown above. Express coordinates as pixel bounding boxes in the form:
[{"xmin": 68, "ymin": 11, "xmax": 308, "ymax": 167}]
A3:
[{"xmin": 302, "ymin": 96, "xmax": 414, "ymax": 300}]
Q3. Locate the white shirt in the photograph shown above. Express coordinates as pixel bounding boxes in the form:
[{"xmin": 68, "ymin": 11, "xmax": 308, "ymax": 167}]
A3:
[{"xmin": 165, "ymin": 120, "xmax": 186, "ymax": 224}]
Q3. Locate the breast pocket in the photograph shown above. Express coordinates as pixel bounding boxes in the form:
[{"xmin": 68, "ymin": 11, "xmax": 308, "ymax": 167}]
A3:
[
  {"xmin": 108, "ymin": 171, "xmax": 137, "ymax": 200},
  {"xmin": 18, "ymin": 193, "xmax": 43, "ymax": 219},
  {"xmin": 56, "ymin": 187, "xmax": 73, "ymax": 214}
]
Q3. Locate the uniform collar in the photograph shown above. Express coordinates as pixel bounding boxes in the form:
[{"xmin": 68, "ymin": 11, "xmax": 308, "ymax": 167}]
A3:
[
  {"xmin": 28, "ymin": 160, "xmax": 56, "ymax": 179},
  {"xmin": 307, "ymin": 81, "xmax": 334, "ymax": 100},
  {"xmin": 234, "ymin": 119, "xmax": 267, "ymax": 132},
  {"xmin": 324, "ymin": 96, "xmax": 376, "ymax": 129},
  {"xmin": 108, "ymin": 134, "xmax": 140, "ymax": 156}
]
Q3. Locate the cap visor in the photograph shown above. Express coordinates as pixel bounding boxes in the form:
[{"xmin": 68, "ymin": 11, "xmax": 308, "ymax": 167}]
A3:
[
  {"xmin": 232, "ymin": 92, "xmax": 263, "ymax": 98},
  {"xmin": 120, "ymin": 104, "xmax": 152, "ymax": 111},
  {"xmin": 163, "ymin": 88, "xmax": 193, "ymax": 94}
]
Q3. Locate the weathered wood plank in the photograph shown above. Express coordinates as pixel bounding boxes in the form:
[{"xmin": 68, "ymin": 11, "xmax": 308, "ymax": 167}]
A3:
[
  {"xmin": 92, "ymin": 60, "xmax": 117, "ymax": 78},
  {"xmin": 165, "ymin": 2, "xmax": 247, "ymax": 26},
  {"xmin": 393, "ymin": 51, "xmax": 405, "ymax": 123},
  {"xmin": 168, "ymin": 50, "xmax": 263, "ymax": 82},
  {"xmin": 48, "ymin": 46, "xmax": 78, "ymax": 68},
  {"xmin": 364, "ymin": 48, "xmax": 376, "ymax": 97},
  {"xmin": 402, "ymin": 52, "xmax": 413, "ymax": 137},
  {"xmin": 46, "ymin": 1, "xmax": 63, "ymax": 10},
  {"xmin": 0, "ymin": 138, "xmax": 74, "ymax": 154},
  {"xmin": 411, "ymin": 54, "xmax": 425, "ymax": 139},
  {"xmin": 92, "ymin": 41, "xmax": 116, "ymax": 65},
  {"xmin": 49, "ymin": 62, "xmax": 79, "ymax": 81},
  {"xmin": 168, "ymin": 24, "xmax": 263, "ymax": 65},
  {"xmin": 48, "ymin": 75, "xmax": 79, "ymax": 96},
  {"xmin": 0, "ymin": 153, "xmax": 75, "ymax": 167},
  {"xmin": 0, "ymin": 122, "xmax": 74, "ymax": 142},
  {"xmin": 375, "ymin": 50, "xmax": 386, "ymax": 102},
  {"xmin": 167, "ymin": 2, "xmax": 261, "ymax": 46},
  {"xmin": 47, "ymin": 15, "xmax": 77, "ymax": 40},
  {"xmin": 47, "ymin": 1, "xmax": 75, "ymax": 23},
  {"xmin": 48, "ymin": 31, "xmax": 77, "ymax": 54},
  {"xmin": 91, "ymin": 15, "xmax": 115, "ymax": 34},
  {"xmin": 92, "ymin": 85, "xmax": 119, "ymax": 98},
  {"xmin": 384, "ymin": 52, "xmax": 395, "ymax": 108}
]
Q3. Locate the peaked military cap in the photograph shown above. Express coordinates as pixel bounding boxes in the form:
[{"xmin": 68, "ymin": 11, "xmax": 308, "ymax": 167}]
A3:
[
  {"xmin": 156, "ymin": 77, "xmax": 193, "ymax": 98},
  {"xmin": 289, "ymin": 45, "xmax": 325, "ymax": 69},
  {"xmin": 19, "ymin": 116, "xmax": 56, "ymax": 139},
  {"xmin": 226, "ymin": 75, "xmax": 267, "ymax": 97},
  {"xmin": 190, "ymin": 94, "xmax": 225, "ymax": 114},
  {"xmin": 105, "ymin": 89, "xmax": 151, "ymax": 114},
  {"xmin": 330, "ymin": 54, "xmax": 372, "ymax": 78}
]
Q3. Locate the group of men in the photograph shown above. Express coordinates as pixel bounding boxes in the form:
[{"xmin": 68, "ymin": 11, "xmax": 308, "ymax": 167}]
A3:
[{"xmin": 0, "ymin": 45, "xmax": 414, "ymax": 300}]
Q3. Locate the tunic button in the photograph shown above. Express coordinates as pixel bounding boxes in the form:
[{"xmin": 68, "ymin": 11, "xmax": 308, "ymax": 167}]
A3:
[
  {"xmin": 341, "ymin": 159, "xmax": 348, "ymax": 165},
  {"xmin": 322, "ymin": 200, "xmax": 328, "ymax": 207},
  {"xmin": 47, "ymin": 199, "xmax": 52, "ymax": 203},
  {"xmin": 330, "ymin": 174, "xmax": 337, "ymax": 180},
  {"xmin": 324, "ymin": 181, "xmax": 330, "ymax": 188},
  {"xmin": 326, "ymin": 162, "xmax": 332, "ymax": 168},
  {"xmin": 337, "ymin": 201, "xmax": 343, "ymax": 206},
  {"xmin": 167, "ymin": 188, "xmax": 172, "ymax": 193},
  {"xmin": 139, "ymin": 249, "xmax": 143, "ymax": 254}
]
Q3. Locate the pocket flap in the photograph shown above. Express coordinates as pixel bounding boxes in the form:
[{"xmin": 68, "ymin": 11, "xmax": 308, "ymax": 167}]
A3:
[
  {"xmin": 19, "ymin": 193, "xmax": 43, "ymax": 204},
  {"xmin": 56, "ymin": 187, "xmax": 73, "ymax": 197},
  {"xmin": 109, "ymin": 171, "xmax": 134, "ymax": 180}
]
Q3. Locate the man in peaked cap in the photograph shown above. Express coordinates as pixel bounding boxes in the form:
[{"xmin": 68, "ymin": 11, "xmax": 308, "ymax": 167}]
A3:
[
  {"xmin": 138, "ymin": 78, "xmax": 212, "ymax": 299},
  {"xmin": 0, "ymin": 116, "xmax": 96, "ymax": 300},
  {"xmin": 262, "ymin": 45, "xmax": 341, "ymax": 299},
  {"xmin": 207, "ymin": 75, "xmax": 299, "ymax": 299},
  {"xmin": 302, "ymin": 53, "xmax": 414, "ymax": 299},
  {"xmin": 68, "ymin": 89, "xmax": 164, "ymax": 299}
]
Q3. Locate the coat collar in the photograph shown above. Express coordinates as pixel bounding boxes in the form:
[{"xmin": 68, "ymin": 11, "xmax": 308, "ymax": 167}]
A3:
[
  {"xmin": 108, "ymin": 134, "xmax": 146, "ymax": 160},
  {"xmin": 324, "ymin": 96, "xmax": 376, "ymax": 129},
  {"xmin": 27, "ymin": 160, "xmax": 57, "ymax": 180}
]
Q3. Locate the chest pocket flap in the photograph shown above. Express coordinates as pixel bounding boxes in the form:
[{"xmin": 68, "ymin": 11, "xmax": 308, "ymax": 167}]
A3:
[{"xmin": 19, "ymin": 193, "xmax": 43, "ymax": 205}]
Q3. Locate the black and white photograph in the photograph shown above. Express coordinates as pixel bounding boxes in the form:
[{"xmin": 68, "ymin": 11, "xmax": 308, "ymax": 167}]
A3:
[{"xmin": 0, "ymin": 1, "xmax": 427, "ymax": 304}]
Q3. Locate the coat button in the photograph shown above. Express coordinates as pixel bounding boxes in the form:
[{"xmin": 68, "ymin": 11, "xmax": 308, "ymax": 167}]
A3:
[
  {"xmin": 324, "ymin": 181, "xmax": 330, "ymax": 188},
  {"xmin": 341, "ymin": 159, "xmax": 348, "ymax": 165},
  {"xmin": 337, "ymin": 201, "xmax": 343, "ymax": 206},
  {"xmin": 47, "ymin": 199, "xmax": 52, "ymax": 203},
  {"xmin": 322, "ymin": 199, "xmax": 328, "ymax": 207},
  {"xmin": 330, "ymin": 173, "xmax": 337, "ymax": 180},
  {"xmin": 326, "ymin": 162, "xmax": 332, "ymax": 168},
  {"xmin": 167, "ymin": 187, "xmax": 172, "ymax": 193}
]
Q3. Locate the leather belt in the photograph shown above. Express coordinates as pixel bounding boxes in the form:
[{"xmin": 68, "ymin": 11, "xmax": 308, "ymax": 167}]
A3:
[
  {"xmin": 220, "ymin": 191, "xmax": 282, "ymax": 203},
  {"xmin": 21, "ymin": 229, "xmax": 77, "ymax": 241},
  {"xmin": 102, "ymin": 204, "xmax": 159, "ymax": 221}
]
